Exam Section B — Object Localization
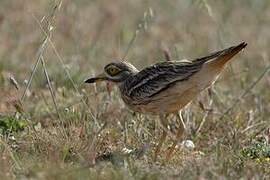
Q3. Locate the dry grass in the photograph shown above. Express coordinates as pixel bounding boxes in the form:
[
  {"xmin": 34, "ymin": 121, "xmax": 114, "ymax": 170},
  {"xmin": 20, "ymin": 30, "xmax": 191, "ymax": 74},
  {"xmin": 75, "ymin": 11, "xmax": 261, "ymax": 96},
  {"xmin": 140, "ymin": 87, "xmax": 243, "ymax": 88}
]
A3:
[{"xmin": 0, "ymin": 0, "xmax": 270, "ymax": 179}]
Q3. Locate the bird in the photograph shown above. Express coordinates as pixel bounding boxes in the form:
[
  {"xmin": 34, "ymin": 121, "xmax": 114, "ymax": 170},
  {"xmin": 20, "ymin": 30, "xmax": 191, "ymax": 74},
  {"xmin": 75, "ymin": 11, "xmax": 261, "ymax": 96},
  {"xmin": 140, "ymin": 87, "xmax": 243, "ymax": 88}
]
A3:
[{"xmin": 85, "ymin": 42, "xmax": 247, "ymax": 161}]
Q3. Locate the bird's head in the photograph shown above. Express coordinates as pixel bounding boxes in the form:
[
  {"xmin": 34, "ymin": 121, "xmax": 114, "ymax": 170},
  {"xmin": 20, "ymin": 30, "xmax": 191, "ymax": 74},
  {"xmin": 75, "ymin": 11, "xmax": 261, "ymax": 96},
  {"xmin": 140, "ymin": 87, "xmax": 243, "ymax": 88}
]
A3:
[{"xmin": 85, "ymin": 61, "xmax": 138, "ymax": 84}]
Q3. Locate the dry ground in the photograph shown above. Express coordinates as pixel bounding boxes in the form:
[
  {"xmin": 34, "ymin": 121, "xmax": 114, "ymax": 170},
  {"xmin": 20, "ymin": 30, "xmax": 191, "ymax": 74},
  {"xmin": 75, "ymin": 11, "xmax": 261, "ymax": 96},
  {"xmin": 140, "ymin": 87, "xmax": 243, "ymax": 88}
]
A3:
[{"xmin": 0, "ymin": 0, "xmax": 270, "ymax": 179}]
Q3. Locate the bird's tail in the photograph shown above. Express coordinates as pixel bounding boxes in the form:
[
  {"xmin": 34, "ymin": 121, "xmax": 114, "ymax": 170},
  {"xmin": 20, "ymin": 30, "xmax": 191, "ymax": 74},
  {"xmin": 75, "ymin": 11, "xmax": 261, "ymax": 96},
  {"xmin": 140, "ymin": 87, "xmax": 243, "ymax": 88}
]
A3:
[{"xmin": 195, "ymin": 42, "xmax": 247, "ymax": 67}]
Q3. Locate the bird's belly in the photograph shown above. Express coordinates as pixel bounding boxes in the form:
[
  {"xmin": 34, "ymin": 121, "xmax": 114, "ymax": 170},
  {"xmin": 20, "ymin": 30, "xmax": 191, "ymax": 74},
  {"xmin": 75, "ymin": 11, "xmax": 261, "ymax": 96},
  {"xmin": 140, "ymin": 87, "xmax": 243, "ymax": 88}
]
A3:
[{"xmin": 148, "ymin": 85, "xmax": 198, "ymax": 114}]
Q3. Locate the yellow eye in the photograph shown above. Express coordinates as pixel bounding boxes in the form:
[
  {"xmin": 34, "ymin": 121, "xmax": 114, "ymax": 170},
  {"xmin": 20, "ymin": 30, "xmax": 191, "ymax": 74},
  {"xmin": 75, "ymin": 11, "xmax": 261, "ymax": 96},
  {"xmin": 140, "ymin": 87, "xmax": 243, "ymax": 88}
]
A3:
[{"xmin": 107, "ymin": 67, "xmax": 119, "ymax": 76}]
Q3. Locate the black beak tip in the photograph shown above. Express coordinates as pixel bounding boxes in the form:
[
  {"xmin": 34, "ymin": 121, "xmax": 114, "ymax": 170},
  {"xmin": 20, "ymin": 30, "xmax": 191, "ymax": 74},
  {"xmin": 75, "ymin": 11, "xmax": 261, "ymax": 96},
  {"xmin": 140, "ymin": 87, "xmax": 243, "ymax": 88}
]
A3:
[{"xmin": 84, "ymin": 78, "xmax": 95, "ymax": 83}]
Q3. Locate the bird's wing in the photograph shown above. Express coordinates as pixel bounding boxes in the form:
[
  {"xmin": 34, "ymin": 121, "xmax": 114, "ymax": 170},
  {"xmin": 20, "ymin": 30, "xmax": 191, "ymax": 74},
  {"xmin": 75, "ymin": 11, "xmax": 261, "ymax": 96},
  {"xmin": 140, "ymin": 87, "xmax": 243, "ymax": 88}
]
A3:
[{"xmin": 122, "ymin": 60, "xmax": 205, "ymax": 104}]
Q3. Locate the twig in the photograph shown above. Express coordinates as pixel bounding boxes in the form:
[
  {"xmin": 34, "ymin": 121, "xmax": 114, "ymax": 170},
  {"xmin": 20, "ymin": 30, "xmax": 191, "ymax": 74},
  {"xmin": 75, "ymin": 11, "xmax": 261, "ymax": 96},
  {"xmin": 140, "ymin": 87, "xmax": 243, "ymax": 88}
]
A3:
[
  {"xmin": 41, "ymin": 55, "xmax": 61, "ymax": 120},
  {"xmin": 49, "ymin": 30, "xmax": 100, "ymax": 128},
  {"xmin": 241, "ymin": 121, "xmax": 266, "ymax": 134},
  {"xmin": 32, "ymin": 12, "xmax": 100, "ymax": 128},
  {"xmin": 9, "ymin": 75, "xmax": 20, "ymax": 90},
  {"xmin": 196, "ymin": 95, "xmax": 213, "ymax": 135},
  {"xmin": 21, "ymin": 35, "xmax": 50, "ymax": 102},
  {"xmin": 163, "ymin": 48, "xmax": 171, "ymax": 61},
  {"xmin": 21, "ymin": 2, "xmax": 60, "ymax": 102},
  {"xmin": 122, "ymin": 8, "xmax": 154, "ymax": 60},
  {"xmin": 122, "ymin": 30, "xmax": 139, "ymax": 61},
  {"xmin": 221, "ymin": 63, "xmax": 270, "ymax": 119}
]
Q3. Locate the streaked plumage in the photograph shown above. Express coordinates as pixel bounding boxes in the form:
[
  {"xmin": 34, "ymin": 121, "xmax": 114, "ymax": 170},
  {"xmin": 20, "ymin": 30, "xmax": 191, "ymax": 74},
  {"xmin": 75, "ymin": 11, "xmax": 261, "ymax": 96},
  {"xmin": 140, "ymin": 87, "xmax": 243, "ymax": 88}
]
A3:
[{"xmin": 85, "ymin": 42, "xmax": 247, "ymax": 160}]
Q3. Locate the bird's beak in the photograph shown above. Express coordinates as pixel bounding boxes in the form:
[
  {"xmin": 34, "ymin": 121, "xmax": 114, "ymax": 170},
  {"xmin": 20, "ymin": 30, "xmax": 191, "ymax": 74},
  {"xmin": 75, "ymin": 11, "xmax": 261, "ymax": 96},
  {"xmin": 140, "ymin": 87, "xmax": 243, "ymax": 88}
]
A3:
[{"xmin": 84, "ymin": 72, "xmax": 106, "ymax": 83}]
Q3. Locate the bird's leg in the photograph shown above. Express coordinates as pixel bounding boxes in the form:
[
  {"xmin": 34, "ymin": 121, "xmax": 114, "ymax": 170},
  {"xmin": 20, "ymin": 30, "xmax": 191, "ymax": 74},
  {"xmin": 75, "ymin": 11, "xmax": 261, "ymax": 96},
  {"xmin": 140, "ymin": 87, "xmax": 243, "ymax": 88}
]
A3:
[
  {"xmin": 165, "ymin": 111, "xmax": 186, "ymax": 161},
  {"xmin": 153, "ymin": 114, "xmax": 168, "ymax": 161}
]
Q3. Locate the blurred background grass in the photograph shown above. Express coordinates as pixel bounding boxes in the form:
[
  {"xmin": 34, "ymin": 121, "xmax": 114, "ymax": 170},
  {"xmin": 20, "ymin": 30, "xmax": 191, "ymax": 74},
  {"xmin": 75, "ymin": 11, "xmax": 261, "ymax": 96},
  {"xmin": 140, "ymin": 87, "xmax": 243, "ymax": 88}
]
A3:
[{"xmin": 0, "ymin": 0, "xmax": 269, "ymax": 179}]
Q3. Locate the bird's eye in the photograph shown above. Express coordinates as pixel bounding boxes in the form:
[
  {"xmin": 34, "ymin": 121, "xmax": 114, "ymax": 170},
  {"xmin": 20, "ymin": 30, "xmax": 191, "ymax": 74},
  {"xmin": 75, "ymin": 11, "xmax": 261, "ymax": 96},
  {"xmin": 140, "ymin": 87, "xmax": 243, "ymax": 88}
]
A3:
[{"xmin": 107, "ymin": 67, "xmax": 119, "ymax": 76}]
